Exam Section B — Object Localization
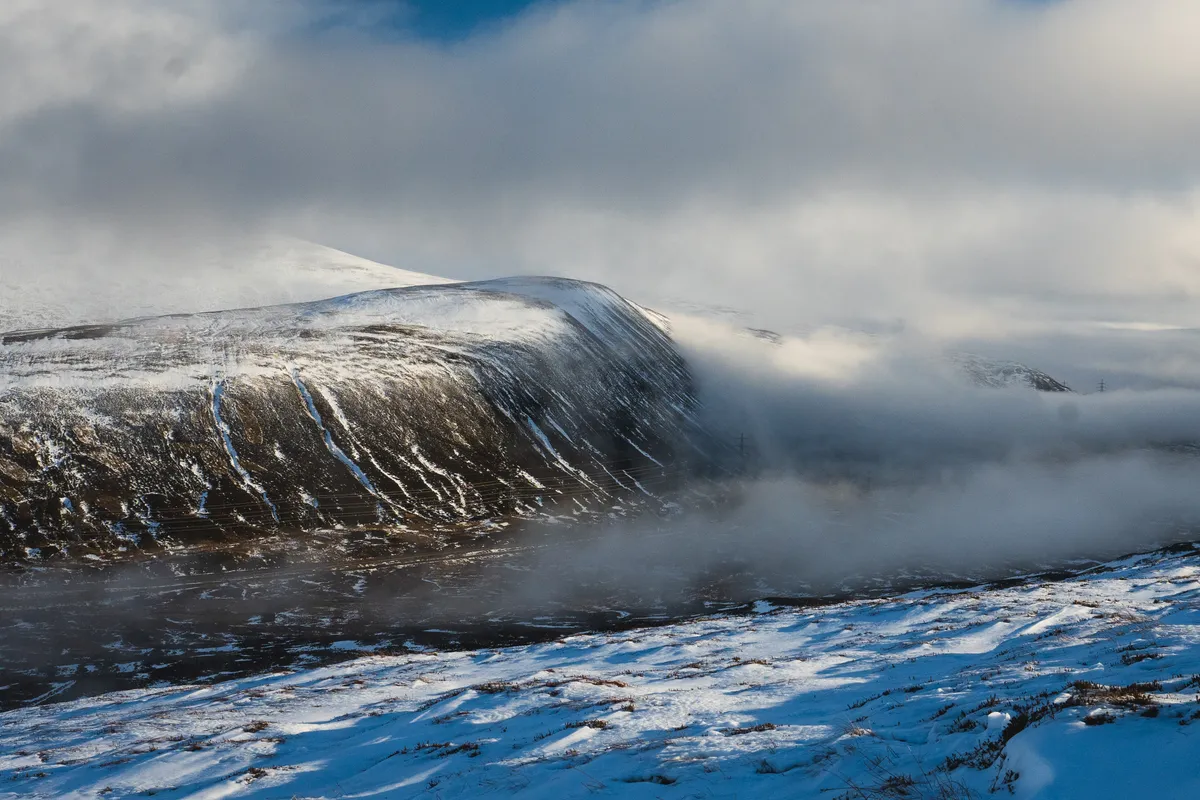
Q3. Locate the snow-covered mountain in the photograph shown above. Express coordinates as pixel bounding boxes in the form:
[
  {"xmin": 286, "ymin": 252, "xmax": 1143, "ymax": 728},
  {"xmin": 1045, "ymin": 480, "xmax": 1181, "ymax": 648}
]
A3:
[
  {"xmin": 0, "ymin": 277, "xmax": 708, "ymax": 563},
  {"xmin": 0, "ymin": 240, "xmax": 1079, "ymax": 566},
  {"xmin": 0, "ymin": 237, "xmax": 450, "ymax": 333},
  {"xmin": 953, "ymin": 352, "xmax": 1072, "ymax": 392}
]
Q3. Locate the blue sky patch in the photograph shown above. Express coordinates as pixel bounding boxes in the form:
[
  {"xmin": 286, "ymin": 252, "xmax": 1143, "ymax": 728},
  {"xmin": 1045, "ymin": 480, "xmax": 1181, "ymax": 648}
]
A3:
[{"xmin": 325, "ymin": 0, "xmax": 554, "ymax": 41}]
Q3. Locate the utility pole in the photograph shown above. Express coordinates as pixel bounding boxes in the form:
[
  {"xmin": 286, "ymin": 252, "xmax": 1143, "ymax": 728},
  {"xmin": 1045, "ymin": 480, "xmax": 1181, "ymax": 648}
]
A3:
[{"xmin": 1098, "ymin": 379, "xmax": 1105, "ymax": 393}]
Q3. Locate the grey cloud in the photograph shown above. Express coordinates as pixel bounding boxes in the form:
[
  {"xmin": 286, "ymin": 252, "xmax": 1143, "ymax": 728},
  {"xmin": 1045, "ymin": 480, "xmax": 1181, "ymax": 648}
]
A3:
[{"xmin": 5, "ymin": 1, "xmax": 1200, "ymax": 218}]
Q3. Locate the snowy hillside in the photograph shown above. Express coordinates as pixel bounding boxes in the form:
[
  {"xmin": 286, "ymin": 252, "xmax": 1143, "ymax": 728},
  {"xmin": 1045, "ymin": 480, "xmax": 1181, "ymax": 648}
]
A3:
[
  {"xmin": 0, "ymin": 277, "xmax": 707, "ymax": 562},
  {"xmin": 952, "ymin": 353, "xmax": 1072, "ymax": 393},
  {"xmin": 0, "ymin": 237, "xmax": 450, "ymax": 333},
  {"xmin": 3, "ymin": 544, "xmax": 1198, "ymax": 799}
]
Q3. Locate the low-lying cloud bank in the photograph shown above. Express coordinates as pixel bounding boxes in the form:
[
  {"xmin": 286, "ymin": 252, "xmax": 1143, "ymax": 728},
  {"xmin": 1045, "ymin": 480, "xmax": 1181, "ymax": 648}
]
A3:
[
  {"xmin": 511, "ymin": 454, "xmax": 1200, "ymax": 605},
  {"xmin": 500, "ymin": 320, "xmax": 1200, "ymax": 605},
  {"xmin": 676, "ymin": 316, "xmax": 1200, "ymax": 472}
]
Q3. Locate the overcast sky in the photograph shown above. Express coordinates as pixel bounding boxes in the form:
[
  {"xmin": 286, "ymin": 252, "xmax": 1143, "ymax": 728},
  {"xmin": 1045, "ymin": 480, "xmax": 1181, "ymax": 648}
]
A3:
[{"xmin": 2, "ymin": 0, "xmax": 1200, "ymax": 388}]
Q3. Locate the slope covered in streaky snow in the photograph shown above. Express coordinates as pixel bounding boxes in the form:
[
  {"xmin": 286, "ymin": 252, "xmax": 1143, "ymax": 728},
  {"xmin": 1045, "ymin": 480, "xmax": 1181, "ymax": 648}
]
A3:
[
  {"xmin": 0, "ymin": 277, "xmax": 706, "ymax": 562},
  {"xmin": 3, "ymin": 545, "xmax": 1198, "ymax": 799},
  {"xmin": 952, "ymin": 352, "xmax": 1072, "ymax": 393},
  {"xmin": 0, "ymin": 237, "xmax": 450, "ymax": 333}
]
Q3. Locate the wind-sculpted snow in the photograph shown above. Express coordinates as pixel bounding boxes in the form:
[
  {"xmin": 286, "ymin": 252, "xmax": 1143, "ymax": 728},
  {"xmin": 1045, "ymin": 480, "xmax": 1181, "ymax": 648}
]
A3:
[
  {"xmin": 0, "ymin": 279, "xmax": 705, "ymax": 563},
  {"xmin": 4, "ymin": 546, "xmax": 1199, "ymax": 799}
]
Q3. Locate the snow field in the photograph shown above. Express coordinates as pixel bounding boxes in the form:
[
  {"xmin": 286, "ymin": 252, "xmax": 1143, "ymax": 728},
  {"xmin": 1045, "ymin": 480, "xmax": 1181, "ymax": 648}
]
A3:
[{"xmin": 3, "ymin": 547, "xmax": 1200, "ymax": 798}]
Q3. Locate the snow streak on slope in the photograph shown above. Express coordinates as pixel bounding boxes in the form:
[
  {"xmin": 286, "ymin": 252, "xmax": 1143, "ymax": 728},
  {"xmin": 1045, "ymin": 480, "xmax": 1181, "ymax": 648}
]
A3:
[
  {"xmin": 3, "ymin": 546, "xmax": 1199, "ymax": 799},
  {"xmin": 0, "ymin": 278, "xmax": 705, "ymax": 561}
]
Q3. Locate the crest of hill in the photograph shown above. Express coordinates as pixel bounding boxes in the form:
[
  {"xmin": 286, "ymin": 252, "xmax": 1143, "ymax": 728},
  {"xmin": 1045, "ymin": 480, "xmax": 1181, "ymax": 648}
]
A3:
[
  {"xmin": 952, "ymin": 352, "xmax": 1072, "ymax": 392},
  {"xmin": 0, "ymin": 236, "xmax": 451, "ymax": 333}
]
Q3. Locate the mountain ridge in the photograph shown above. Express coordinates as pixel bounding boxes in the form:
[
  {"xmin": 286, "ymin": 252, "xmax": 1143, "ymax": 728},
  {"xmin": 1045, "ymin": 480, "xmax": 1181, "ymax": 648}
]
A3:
[{"xmin": 0, "ymin": 277, "xmax": 707, "ymax": 564}]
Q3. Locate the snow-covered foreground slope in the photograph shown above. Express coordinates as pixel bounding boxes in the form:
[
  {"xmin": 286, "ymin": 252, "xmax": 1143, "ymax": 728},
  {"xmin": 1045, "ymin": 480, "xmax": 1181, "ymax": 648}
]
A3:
[{"xmin": 4, "ymin": 546, "xmax": 1199, "ymax": 799}]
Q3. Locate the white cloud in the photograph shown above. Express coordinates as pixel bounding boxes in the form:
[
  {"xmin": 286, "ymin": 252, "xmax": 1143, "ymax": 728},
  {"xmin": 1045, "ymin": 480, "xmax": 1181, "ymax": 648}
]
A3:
[{"xmin": 0, "ymin": 1, "xmax": 252, "ymax": 123}]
